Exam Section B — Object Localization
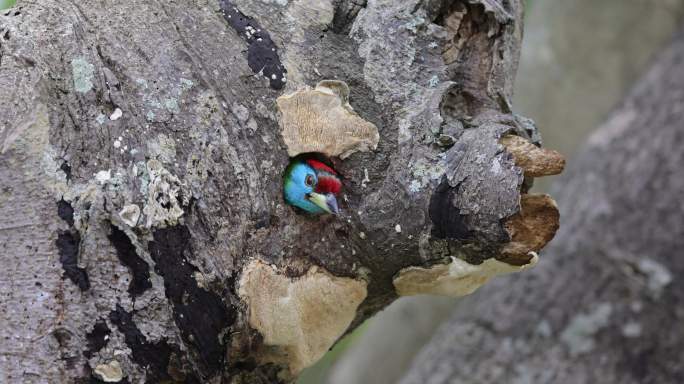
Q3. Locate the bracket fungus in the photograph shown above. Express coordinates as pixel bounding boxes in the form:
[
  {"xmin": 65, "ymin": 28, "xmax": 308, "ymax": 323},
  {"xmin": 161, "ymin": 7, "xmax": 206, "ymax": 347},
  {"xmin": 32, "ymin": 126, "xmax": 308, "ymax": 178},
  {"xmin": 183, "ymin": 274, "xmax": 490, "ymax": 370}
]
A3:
[
  {"xmin": 393, "ymin": 255, "xmax": 538, "ymax": 297},
  {"xmin": 276, "ymin": 80, "xmax": 379, "ymax": 158},
  {"xmin": 238, "ymin": 260, "xmax": 367, "ymax": 374},
  {"xmin": 499, "ymin": 133, "xmax": 565, "ymax": 265},
  {"xmin": 500, "ymin": 134, "xmax": 565, "ymax": 177},
  {"xmin": 501, "ymin": 194, "xmax": 561, "ymax": 265}
]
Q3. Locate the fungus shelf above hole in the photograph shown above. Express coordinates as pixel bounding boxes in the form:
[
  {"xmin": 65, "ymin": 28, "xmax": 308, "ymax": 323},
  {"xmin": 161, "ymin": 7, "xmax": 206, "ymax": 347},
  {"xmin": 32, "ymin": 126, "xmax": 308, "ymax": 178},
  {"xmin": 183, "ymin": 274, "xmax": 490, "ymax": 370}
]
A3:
[{"xmin": 276, "ymin": 80, "xmax": 379, "ymax": 159}]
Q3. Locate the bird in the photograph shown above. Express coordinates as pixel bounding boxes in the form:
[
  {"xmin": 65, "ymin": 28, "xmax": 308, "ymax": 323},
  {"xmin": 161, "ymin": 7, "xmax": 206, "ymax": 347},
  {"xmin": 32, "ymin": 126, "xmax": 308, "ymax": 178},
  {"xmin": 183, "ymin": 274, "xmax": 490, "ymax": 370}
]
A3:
[{"xmin": 283, "ymin": 158, "xmax": 341, "ymax": 214}]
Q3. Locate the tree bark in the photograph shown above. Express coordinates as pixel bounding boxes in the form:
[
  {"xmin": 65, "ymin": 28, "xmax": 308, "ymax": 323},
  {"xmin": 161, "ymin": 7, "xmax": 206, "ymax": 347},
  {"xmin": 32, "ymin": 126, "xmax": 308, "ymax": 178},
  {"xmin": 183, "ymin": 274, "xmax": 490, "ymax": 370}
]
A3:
[
  {"xmin": 0, "ymin": 0, "xmax": 557, "ymax": 382},
  {"xmin": 399, "ymin": 27, "xmax": 684, "ymax": 384}
]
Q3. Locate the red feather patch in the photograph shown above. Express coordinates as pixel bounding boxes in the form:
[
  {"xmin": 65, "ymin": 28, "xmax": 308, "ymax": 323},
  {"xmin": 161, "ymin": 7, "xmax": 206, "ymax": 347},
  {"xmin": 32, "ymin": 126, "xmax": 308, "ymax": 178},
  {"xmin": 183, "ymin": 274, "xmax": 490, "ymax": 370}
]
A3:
[
  {"xmin": 306, "ymin": 160, "xmax": 342, "ymax": 195},
  {"xmin": 315, "ymin": 174, "xmax": 342, "ymax": 195},
  {"xmin": 306, "ymin": 159, "xmax": 337, "ymax": 175}
]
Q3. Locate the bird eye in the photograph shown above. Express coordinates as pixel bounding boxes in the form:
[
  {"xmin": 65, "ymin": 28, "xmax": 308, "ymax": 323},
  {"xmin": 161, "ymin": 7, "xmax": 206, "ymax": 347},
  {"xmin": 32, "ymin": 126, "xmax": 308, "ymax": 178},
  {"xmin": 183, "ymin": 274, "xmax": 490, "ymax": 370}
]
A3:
[{"xmin": 305, "ymin": 174, "xmax": 314, "ymax": 187}]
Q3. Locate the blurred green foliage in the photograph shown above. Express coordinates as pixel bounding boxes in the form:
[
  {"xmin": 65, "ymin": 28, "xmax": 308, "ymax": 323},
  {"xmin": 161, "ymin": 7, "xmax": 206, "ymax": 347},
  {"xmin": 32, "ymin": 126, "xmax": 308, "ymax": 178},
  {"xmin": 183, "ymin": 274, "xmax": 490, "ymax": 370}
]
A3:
[
  {"xmin": 296, "ymin": 320, "xmax": 369, "ymax": 384},
  {"xmin": 0, "ymin": 0, "xmax": 16, "ymax": 10}
]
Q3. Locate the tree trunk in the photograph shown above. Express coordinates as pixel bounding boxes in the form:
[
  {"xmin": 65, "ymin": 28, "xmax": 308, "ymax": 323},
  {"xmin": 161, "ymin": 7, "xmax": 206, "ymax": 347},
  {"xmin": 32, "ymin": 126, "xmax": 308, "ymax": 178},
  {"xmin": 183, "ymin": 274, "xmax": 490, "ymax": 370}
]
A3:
[
  {"xmin": 0, "ymin": 1, "xmax": 559, "ymax": 382},
  {"xmin": 399, "ymin": 27, "xmax": 684, "ymax": 384},
  {"xmin": 515, "ymin": 0, "xmax": 684, "ymax": 166}
]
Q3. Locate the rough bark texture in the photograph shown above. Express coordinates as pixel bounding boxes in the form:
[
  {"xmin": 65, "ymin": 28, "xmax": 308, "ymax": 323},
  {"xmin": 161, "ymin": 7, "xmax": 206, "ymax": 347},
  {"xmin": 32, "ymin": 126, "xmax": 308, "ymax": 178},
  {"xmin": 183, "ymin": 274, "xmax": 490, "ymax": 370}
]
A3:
[
  {"xmin": 400, "ymin": 28, "xmax": 684, "ymax": 384},
  {"xmin": 0, "ymin": 0, "xmax": 553, "ymax": 382}
]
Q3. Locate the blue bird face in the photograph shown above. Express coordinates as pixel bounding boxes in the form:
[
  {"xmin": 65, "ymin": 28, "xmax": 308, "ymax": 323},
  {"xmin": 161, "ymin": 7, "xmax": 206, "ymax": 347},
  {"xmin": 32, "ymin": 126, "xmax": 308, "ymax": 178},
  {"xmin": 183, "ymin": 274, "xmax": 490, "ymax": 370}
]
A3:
[{"xmin": 283, "ymin": 162, "xmax": 338, "ymax": 214}]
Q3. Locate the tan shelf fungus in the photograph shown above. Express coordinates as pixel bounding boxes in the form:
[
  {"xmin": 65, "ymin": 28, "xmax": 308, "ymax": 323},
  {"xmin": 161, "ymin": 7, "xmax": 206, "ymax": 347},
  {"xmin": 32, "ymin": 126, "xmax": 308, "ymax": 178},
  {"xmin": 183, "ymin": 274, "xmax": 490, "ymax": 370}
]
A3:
[
  {"xmin": 276, "ymin": 80, "xmax": 379, "ymax": 158},
  {"xmin": 393, "ymin": 255, "xmax": 539, "ymax": 297},
  {"xmin": 238, "ymin": 259, "xmax": 367, "ymax": 375}
]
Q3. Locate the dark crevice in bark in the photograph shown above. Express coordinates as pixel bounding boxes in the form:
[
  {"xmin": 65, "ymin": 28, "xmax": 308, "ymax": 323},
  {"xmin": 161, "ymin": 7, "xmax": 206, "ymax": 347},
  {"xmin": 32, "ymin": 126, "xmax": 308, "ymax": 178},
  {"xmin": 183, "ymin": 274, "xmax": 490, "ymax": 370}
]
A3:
[
  {"xmin": 109, "ymin": 305, "xmax": 198, "ymax": 383},
  {"xmin": 228, "ymin": 362, "xmax": 285, "ymax": 384},
  {"xmin": 440, "ymin": 84, "xmax": 479, "ymax": 124},
  {"xmin": 225, "ymin": 324, "xmax": 285, "ymax": 382},
  {"xmin": 429, "ymin": 176, "xmax": 470, "ymax": 240},
  {"xmin": 60, "ymin": 161, "xmax": 72, "ymax": 182},
  {"xmin": 52, "ymin": 328, "xmax": 72, "ymax": 348},
  {"xmin": 93, "ymin": 45, "xmax": 123, "ymax": 113},
  {"xmin": 148, "ymin": 225, "xmax": 235, "ymax": 378},
  {"xmin": 57, "ymin": 198, "xmax": 75, "ymax": 226},
  {"xmin": 218, "ymin": 0, "xmax": 287, "ymax": 90},
  {"xmin": 107, "ymin": 224, "xmax": 152, "ymax": 298},
  {"xmin": 83, "ymin": 320, "xmax": 111, "ymax": 359},
  {"xmin": 56, "ymin": 231, "xmax": 90, "ymax": 291},
  {"xmin": 331, "ymin": 0, "xmax": 367, "ymax": 34}
]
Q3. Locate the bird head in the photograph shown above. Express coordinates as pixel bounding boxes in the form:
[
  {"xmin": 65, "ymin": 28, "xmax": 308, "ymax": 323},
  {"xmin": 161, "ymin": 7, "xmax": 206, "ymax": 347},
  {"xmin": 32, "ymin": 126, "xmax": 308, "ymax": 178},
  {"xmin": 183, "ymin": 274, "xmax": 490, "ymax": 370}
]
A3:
[{"xmin": 283, "ymin": 161, "xmax": 340, "ymax": 214}]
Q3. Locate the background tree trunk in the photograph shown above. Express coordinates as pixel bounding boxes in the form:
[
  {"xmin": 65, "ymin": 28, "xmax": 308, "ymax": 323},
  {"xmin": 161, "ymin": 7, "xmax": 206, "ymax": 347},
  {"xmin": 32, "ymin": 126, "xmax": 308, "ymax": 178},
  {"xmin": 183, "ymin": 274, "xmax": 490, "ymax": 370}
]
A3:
[
  {"xmin": 515, "ymin": 0, "xmax": 684, "ymax": 191},
  {"xmin": 399, "ymin": 27, "xmax": 684, "ymax": 384},
  {"xmin": 0, "ymin": 0, "xmax": 560, "ymax": 383}
]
